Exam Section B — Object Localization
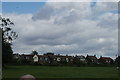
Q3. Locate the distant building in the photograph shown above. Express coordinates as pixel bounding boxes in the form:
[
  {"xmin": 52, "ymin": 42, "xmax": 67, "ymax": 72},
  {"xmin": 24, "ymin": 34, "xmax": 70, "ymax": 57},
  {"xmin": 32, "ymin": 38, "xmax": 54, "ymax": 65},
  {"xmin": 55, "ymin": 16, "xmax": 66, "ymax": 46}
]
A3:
[
  {"xmin": 74, "ymin": 55, "xmax": 87, "ymax": 63},
  {"xmin": 13, "ymin": 53, "xmax": 20, "ymax": 59},
  {"xmin": 98, "ymin": 56, "xmax": 113, "ymax": 64},
  {"xmin": 21, "ymin": 54, "xmax": 33, "ymax": 62},
  {"xmin": 33, "ymin": 54, "xmax": 39, "ymax": 62},
  {"xmin": 13, "ymin": 53, "xmax": 114, "ymax": 65},
  {"xmin": 86, "ymin": 55, "xmax": 98, "ymax": 64}
]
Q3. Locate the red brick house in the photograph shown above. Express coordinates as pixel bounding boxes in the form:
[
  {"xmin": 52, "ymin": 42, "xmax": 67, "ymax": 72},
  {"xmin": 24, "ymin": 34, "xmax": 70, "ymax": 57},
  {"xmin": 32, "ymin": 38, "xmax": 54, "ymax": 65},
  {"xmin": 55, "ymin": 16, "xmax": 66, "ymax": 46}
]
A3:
[{"xmin": 98, "ymin": 56, "xmax": 113, "ymax": 64}]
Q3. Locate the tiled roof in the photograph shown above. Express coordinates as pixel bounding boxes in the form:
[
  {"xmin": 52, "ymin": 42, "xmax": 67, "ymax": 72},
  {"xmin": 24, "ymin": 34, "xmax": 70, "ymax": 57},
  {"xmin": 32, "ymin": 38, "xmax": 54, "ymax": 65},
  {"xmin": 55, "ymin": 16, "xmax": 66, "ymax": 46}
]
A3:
[
  {"xmin": 100, "ymin": 57, "xmax": 112, "ymax": 60},
  {"xmin": 87, "ymin": 56, "xmax": 97, "ymax": 59}
]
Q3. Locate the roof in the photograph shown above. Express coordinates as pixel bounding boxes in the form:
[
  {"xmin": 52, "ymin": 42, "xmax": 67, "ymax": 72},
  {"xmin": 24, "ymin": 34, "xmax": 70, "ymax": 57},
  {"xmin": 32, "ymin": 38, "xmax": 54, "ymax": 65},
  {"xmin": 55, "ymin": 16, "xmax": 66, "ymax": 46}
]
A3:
[
  {"xmin": 99, "ymin": 57, "xmax": 112, "ymax": 60},
  {"xmin": 22, "ymin": 54, "xmax": 34, "ymax": 57},
  {"xmin": 86, "ymin": 56, "xmax": 97, "ymax": 59},
  {"xmin": 76, "ymin": 55, "xmax": 86, "ymax": 58}
]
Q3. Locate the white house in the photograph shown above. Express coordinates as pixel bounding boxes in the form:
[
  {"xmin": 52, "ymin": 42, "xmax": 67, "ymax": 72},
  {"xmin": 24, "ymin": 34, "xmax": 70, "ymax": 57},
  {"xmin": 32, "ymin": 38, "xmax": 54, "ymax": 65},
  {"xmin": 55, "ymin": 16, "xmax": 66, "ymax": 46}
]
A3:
[
  {"xmin": 66, "ymin": 58, "xmax": 69, "ymax": 62},
  {"xmin": 57, "ymin": 57, "xmax": 61, "ymax": 61},
  {"xmin": 33, "ymin": 54, "xmax": 39, "ymax": 62}
]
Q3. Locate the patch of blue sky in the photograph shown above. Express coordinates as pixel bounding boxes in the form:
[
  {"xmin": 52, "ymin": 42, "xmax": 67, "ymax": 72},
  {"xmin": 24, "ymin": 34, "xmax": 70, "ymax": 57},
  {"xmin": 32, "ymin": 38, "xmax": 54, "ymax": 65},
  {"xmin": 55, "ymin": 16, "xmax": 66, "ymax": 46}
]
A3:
[
  {"xmin": 2, "ymin": 2, "xmax": 45, "ymax": 14},
  {"xmin": 0, "ymin": 2, "xmax": 2, "ymax": 14},
  {"xmin": 90, "ymin": 0, "xmax": 97, "ymax": 8},
  {"xmin": 110, "ymin": 10, "xmax": 120, "ymax": 14},
  {"xmin": 97, "ymin": 10, "xmax": 119, "ymax": 15}
]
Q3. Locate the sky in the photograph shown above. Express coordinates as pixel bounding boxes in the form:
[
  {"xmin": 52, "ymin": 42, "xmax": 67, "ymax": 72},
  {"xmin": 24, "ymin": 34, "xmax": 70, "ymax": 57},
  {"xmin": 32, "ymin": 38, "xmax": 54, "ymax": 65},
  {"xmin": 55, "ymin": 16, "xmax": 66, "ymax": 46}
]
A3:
[
  {"xmin": 2, "ymin": 2, "xmax": 45, "ymax": 14},
  {"xmin": 2, "ymin": 1, "xmax": 118, "ymax": 59}
]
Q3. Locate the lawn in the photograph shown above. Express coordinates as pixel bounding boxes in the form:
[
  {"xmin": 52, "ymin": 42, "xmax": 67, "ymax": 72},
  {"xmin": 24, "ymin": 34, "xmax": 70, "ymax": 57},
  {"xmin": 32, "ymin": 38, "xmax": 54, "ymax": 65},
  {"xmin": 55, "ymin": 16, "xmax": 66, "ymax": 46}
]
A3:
[{"xmin": 2, "ymin": 65, "xmax": 119, "ymax": 79}]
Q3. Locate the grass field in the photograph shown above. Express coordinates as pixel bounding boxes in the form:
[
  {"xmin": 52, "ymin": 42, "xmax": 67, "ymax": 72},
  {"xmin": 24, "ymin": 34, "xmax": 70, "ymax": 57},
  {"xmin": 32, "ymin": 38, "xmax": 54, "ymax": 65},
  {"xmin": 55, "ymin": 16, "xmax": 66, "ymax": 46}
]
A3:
[{"xmin": 2, "ymin": 65, "xmax": 119, "ymax": 78}]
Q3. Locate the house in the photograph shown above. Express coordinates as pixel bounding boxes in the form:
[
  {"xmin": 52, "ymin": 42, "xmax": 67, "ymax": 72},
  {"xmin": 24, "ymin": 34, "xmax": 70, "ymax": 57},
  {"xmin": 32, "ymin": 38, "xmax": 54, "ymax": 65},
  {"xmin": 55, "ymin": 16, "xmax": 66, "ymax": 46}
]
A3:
[
  {"xmin": 38, "ymin": 55, "xmax": 49, "ymax": 64},
  {"xmin": 21, "ymin": 54, "xmax": 33, "ymax": 61},
  {"xmin": 55, "ymin": 55, "xmax": 65, "ymax": 62},
  {"xmin": 64, "ymin": 55, "xmax": 74, "ymax": 63},
  {"xmin": 98, "ymin": 56, "xmax": 113, "ymax": 64},
  {"xmin": 13, "ymin": 53, "xmax": 20, "ymax": 59},
  {"xmin": 67, "ymin": 56, "xmax": 74, "ymax": 62},
  {"xmin": 33, "ymin": 54, "xmax": 39, "ymax": 62},
  {"xmin": 38, "ymin": 55, "xmax": 43, "ymax": 61},
  {"xmin": 76, "ymin": 55, "xmax": 87, "ymax": 63},
  {"xmin": 55, "ymin": 54, "xmax": 74, "ymax": 63},
  {"xmin": 43, "ymin": 53, "xmax": 56, "ymax": 63},
  {"xmin": 86, "ymin": 55, "xmax": 98, "ymax": 64},
  {"xmin": 55, "ymin": 56, "xmax": 61, "ymax": 62},
  {"xmin": 13, "ymin": 54, "xmax": 34, "ymax": 63},
  {"xmin": 13, "ymin": 53, "xmax": 114, "ymax": 65}
]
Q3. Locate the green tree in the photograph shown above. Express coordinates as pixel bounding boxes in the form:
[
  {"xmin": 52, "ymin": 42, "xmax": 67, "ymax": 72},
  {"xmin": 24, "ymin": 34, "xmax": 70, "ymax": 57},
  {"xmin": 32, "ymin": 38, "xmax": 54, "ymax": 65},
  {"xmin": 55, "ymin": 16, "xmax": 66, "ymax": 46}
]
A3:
[
  {"xmin": 115, "ymin": 56, "xmax": 120, "ymax": 67},
  {"xmin": 31, "ymin": 50, "xmax": 38, "ymax": 55},
  {"xmin": 0, "ymin": 16, "xmax": 18, "ymax": 64}
]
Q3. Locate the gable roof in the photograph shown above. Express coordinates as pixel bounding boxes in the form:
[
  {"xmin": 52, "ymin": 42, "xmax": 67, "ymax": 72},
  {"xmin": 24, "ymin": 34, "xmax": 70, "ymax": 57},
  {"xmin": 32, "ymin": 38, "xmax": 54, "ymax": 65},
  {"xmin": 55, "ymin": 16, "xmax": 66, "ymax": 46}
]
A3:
[
  {"xmin": 86, "ymin": 55, "xmax": 97, "ymax": 60},
  {"xmin": 99, "ymin": 57, "xmax": 112, "ymax": 60},
  {"xmin": 76, "ymin": 55, "xmax": 86, "ymax": 59}
]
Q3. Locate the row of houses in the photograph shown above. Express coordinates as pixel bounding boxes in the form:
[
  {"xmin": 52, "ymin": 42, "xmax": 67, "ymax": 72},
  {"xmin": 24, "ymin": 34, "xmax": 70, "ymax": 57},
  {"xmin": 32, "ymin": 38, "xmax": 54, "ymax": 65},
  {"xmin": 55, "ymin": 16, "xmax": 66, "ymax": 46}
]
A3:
[{"xmin": 13, "ymin": 53, "xmax": 114, "ymax": 65}]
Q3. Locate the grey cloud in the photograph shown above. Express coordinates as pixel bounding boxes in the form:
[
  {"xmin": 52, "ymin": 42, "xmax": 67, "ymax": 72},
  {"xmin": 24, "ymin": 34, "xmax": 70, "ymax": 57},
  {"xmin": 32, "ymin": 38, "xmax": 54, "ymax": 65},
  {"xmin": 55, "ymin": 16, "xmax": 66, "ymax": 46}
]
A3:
[
  {"xmin": 32, "ymin": 5, "xmax": 55, "ymax": 20},
  {"xmin": 97, "ymin": 13, "xmax": 118, "ymax": 29}
]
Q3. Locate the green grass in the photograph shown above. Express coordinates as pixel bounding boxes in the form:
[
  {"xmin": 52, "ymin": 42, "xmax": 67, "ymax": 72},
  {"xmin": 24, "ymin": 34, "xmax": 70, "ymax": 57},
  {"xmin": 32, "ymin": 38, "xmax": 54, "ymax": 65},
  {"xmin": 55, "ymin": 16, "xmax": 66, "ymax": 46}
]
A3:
[{"xmin": 2, "ymin": 65, "xmax": 119, "ymax": 78}]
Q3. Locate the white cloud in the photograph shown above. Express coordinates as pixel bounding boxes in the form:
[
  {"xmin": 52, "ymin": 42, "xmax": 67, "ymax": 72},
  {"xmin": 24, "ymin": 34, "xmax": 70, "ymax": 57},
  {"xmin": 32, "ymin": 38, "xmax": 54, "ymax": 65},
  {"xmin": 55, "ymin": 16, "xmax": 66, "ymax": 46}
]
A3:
[{"xmin": 3, "ymin": 2, "xmax": 118, "ymax": 58}]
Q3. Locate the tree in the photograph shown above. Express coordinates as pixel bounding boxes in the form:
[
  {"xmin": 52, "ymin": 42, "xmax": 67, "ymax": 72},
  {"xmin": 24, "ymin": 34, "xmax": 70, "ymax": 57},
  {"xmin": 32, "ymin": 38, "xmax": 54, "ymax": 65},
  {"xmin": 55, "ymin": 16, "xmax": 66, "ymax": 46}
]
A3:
[
  {"xmin": 31, "ymin": 50, "xmax": 38, "ymax": 55},
  {"xmin": 115, "ymin": 56, "xmax": 120, "ymax": 67},
  {"xmin": 0, "ymin": 16, "xmax": 18, "ymax": 64}
]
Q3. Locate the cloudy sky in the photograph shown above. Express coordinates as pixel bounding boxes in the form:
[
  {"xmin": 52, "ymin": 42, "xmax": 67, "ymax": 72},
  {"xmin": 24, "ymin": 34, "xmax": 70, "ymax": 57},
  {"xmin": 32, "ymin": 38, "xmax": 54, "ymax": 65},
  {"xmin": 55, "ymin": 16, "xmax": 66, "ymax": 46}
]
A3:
[{"xmin": 2, "ymin": 1, "xmax": 118, "ymax": 58}]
